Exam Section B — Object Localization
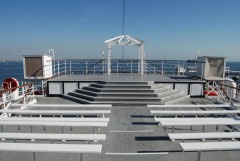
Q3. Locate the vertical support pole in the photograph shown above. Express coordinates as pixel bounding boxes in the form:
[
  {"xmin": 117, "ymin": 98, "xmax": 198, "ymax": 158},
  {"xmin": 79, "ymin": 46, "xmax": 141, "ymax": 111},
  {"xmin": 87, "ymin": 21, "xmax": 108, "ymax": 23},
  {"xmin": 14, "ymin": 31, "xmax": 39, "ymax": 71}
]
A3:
[
  {"xmin": 57, "ymin": 61, "xmax": 60, "ymax": 76},
  {"xmin": 85, "ymin": 60, "xmax": 88, "ymax": 74},
  {"xmin": 33, "ymin": 152, "xmax": 37, "ymax": 161},
  {"xmin": 197, "ymin": 151, "xmax": 201, "ymax": 161},
  {"xmin": 140, "ymin": 45, "xmax": 144, "ymax": 75},
  {"xmin": 161, "ymin": 61, "xmax": 164, "ymax": 75},
  {"xmin": 107, "ymin": 45, "xmax": 111, "ymax": 75},
  {"xmin": 65, "ymin": 60, "xmax": 66, "ymax": 74},
  {"xmin": 80, "ymin": 153, "xmax": 83, "ymax": 161},
  {"xmin": 70, "ymin": 60, "xmax": 72, "ymax": 74},
  {"xmin": 94, "ymin": 65, "xmax": 96, "ymax": 74},
  {"xmin": 131, "ymin": 60, "xmax": 132, "ymax": 73},
  {"xmin": 117, "ymin": 61, "xmax": 118, "ymax": 73}
]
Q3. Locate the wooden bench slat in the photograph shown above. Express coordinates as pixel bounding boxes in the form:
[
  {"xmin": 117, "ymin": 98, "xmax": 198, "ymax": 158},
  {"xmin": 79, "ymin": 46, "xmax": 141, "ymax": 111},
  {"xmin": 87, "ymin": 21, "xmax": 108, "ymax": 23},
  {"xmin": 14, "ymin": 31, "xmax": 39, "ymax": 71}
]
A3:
[
  {"xmin": 0, "ymin": 132, "xmax": 106, "ymax": 141},
  {"xmin": 180, "ymin": 142, "xmax": 240, "ymax": 152},
  {"xmin": 0, "ymin": 143, "xmax": 102, "ymax": 153}
]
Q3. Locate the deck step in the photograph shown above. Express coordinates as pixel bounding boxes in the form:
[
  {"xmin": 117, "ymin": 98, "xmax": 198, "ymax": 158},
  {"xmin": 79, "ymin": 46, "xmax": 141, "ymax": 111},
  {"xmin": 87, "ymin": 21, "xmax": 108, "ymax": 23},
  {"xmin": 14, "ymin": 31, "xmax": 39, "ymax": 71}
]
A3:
[
  {"xmin": 62, "ymin": 94, "xmax": 91, "ymax": 104},
  {"xmin": 63, "ymin": 81, "xmax": 189, "ymax": 105}
]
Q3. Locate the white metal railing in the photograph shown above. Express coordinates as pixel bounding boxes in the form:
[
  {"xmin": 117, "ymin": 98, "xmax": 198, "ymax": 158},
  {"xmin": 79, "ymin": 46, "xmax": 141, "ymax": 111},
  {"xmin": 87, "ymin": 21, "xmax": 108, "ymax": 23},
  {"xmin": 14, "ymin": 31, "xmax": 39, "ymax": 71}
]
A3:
[
  {"xmin": 0, "ymin": 82, "xmax": 35, "ymax": 109},
  {"xmin": 47, "ymin": 59, "xmax": 193, "ymax": 77}
]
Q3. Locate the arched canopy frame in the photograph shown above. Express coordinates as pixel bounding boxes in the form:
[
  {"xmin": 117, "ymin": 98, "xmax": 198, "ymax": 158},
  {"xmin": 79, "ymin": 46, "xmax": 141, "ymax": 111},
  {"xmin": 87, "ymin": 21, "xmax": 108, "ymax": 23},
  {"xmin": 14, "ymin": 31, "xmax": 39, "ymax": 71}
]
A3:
[{"xmin": 104, "ymin": 34, "xmax": 145, "ymax": 75}]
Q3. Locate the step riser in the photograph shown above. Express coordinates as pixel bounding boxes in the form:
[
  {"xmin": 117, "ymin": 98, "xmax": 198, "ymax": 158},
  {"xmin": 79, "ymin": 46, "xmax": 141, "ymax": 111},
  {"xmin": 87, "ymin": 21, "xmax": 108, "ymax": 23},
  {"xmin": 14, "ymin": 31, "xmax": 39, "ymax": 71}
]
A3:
[
  {"xmin": 93, "ymin": 98, "xmax": 162, "ymax": 102},
  {"xmin": 62, "ymin": 95, "xmax": 90, "ymax": 104},
  {"xmin": 68, "ymin": 92, "xmax": 94, "ymax": 101},
  {"xmin": 97, "ymin": 94, "xmax": 158, "ymax": 97},
  {"xmin": 91, "ymin": 85, "xmax": 153, "ymax": 89},
  {"xmin": 75, "ymin": 89, "xmax": 97, "ymax": 96}
]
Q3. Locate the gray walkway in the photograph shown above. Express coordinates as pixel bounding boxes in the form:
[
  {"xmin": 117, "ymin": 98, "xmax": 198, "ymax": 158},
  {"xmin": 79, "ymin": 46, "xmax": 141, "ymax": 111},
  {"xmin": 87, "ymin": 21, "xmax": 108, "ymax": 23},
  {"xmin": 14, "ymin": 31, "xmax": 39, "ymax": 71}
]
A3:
[{"xmin": 1, "ymin": 97, "xmax": 240, "ymax": 161}]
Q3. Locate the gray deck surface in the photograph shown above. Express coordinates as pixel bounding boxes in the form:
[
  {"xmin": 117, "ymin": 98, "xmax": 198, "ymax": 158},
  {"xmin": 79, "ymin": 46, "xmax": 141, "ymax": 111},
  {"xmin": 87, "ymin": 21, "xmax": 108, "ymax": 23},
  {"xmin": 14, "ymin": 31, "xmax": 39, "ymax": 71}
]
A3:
[
  {"xmin": 49, "ymin": 74, "xmax": 203, "ymax": 82},
  {"xmin": 1, "ymin": 96, "xmax": 240, "ymax": 161}
]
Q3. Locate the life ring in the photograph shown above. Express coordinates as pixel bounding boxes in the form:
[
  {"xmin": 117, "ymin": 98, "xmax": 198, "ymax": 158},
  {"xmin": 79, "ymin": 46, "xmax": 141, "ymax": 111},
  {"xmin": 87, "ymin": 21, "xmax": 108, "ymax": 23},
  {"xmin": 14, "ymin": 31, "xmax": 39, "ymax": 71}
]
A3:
[
  {"xmin": 2, "ymin": 78, "xmax": 19, "ymax": 92},
  {"xmin": 204, "ymin": 90, "xmax": 218, "ymax": 96}
]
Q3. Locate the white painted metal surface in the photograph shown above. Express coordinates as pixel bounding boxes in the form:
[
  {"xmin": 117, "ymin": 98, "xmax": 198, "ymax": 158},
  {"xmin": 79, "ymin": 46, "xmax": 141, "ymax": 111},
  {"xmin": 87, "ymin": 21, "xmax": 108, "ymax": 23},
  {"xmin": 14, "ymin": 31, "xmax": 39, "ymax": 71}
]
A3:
[
  {"xmin": 10, "ymin": 104, "xmax": 112, "ymax": 108},
  {"xmin": 0, "ymin": 117, "xmax": 110, "ymax": 122},
  {"xmin": 148, "ymin": 104, "xmax": 231, "ymax": 108},
  {"xmin": 0, "ymin": 132, "xmax": 106, "ymax": 141},
  {"xmin": 180, "ymin": 142, "xmax": 240, "ymax": 151},
  {"xmin": 0, "ymin": 143, "xmax": 102, "ymax": 153},
  {"xmin": 168, "ymin": 132, "xmax": 240, "ymax": 141}
]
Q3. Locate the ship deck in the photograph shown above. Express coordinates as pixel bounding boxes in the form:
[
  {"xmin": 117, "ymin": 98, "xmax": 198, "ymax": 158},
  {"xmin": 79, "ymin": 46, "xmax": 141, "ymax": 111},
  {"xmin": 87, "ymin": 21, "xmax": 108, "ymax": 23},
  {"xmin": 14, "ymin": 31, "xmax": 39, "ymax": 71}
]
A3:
[
  {"xmin": 1, "ymin": 74, "xmax": 239, "ymax": 161},
  {"xmin": 1, "ymin": 96, "xmax": 240, "ymax": 161},
  {"xmin": 50, "ymin": 73, "xmax": 202, "ymax": 82}
]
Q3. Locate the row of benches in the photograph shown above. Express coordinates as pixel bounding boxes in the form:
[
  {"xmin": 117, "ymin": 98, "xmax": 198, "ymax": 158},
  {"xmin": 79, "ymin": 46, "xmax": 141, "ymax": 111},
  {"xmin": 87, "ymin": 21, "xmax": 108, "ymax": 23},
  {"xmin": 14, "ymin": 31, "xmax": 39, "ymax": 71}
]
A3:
[
  {"xmin": 150, "ymin": 103, "xmax": 240, "ymax": 161},
  {"xmin": 0, "ymin": 103, "xmax": 112, "ymax": 161}
]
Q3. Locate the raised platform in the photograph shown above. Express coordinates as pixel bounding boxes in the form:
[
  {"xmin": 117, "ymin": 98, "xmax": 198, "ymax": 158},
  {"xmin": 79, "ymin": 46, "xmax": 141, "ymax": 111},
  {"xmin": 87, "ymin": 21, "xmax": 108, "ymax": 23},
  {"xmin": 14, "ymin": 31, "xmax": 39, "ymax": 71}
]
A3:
[{"xmin": 47, "ymin": 74, "xmax": 205, "ymax": 98}]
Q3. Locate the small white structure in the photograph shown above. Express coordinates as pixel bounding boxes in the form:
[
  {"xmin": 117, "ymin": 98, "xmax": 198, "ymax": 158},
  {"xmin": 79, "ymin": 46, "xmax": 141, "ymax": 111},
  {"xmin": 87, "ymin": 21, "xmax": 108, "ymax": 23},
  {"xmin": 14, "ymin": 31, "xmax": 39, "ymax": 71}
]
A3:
[
  {"xmin": 105, "ymin": 35, "xmax": 145, "ymax": 75},
  {"xmin": 23, "ymin": 54, "xmax": 53, "ymax": 79}
]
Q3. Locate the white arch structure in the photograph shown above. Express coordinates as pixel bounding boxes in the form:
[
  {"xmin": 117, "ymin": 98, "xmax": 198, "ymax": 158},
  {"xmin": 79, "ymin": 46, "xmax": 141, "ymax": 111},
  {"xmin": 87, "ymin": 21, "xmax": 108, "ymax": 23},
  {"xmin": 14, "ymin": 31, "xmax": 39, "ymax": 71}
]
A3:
[{"xmin": 105, "ymin": 34, "xmax": 145, "ymax": 75}]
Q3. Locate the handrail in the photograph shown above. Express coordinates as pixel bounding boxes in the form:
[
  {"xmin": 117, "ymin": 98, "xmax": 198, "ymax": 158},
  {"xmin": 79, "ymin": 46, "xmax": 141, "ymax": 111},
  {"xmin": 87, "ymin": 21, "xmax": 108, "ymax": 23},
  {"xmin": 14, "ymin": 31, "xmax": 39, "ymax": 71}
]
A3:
[{"xmin": 0, "ymin": 83, "xmax": 33, "ymax": 95}]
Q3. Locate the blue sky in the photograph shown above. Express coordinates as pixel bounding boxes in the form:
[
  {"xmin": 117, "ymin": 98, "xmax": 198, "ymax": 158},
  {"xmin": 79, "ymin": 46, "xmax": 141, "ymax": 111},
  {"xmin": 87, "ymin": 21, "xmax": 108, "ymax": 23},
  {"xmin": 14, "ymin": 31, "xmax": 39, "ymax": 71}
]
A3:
[{"xmin": 0, "ymin": 0, "xmax": 239, "ymax": 61}]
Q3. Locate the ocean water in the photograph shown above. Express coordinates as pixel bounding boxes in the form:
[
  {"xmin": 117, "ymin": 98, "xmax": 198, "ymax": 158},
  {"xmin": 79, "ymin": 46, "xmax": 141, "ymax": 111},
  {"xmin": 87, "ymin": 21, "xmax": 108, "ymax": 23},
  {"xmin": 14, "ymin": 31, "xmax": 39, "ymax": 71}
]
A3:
[{"xmin": 0, "ymin": 61, "xmax": 240, "ymax": 85}]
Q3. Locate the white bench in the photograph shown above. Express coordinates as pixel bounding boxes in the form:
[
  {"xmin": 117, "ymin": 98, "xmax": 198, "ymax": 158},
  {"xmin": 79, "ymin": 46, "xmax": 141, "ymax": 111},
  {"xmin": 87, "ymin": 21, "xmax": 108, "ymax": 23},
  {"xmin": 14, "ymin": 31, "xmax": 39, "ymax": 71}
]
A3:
[
  {"xmin": 1, "ymin": 109, "xmax": 111, "ymax": 117},
  {"xmin": 0, "ymin": 117, "xmax": 110, "ymax": 122},
  {"xmin": 156, "ymin": 118, "xmax": 240, "ymax": 133},
  {"xmin": 148, "ymin": 104, "xmax": 231, "ymax": 110},
  {"xmin": 168, "ymin": 132, "xmax": 240, "ymax": 141},
  {"xmin": 0, "ymin": 142, "xmax": 102, "ymax": 161},
  {"xmin": 10, "ymin": 104, "xmax": 112, "ymax": 109},
  {"xmin": 151, "ymin": 110, "xmax": 240, "ymax": 117},
  {"xmin": 180, "ymin": 142, "xmax": 240, "ymax": 161},
  {"xmin": 0, "ymin": 121, "xmax": 108, "ymax": 133},
  {"xmin": 0, "ymin": 132, "xmax": 106, "ymax": 143},
  {"xmin": 155, "ymin": 117, "xmax": 236, "ymax": 122}
]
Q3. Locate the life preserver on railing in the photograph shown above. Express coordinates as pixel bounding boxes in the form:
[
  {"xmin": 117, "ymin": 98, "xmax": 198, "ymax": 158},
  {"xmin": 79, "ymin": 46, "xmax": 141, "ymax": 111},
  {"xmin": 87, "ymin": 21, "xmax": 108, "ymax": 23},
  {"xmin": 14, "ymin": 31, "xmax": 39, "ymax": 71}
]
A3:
[
  {"xmin": 3, "ymin": 78, "xmax": 19, "ymax": 92},
  {"xmin": 204, "ymin": 90, "xmax": 218, "ymax": 96}
]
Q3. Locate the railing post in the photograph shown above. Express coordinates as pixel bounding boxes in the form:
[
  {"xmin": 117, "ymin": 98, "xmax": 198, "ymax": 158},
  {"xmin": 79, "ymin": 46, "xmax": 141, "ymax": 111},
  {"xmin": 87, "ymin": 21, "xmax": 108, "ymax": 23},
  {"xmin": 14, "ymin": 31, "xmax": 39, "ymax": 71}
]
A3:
[
  {"xmin": 145, "ymin": 61, "xmax": 147, "ymax": 74},
  {"xmin": 65, "ymin": 60, "xmax": 67, "ymax": 75},
  {"xmin": 117, "ymin": 61, "xmax": 118, "ymax": 74},
  {"xmin": 85, "ymin": 60, "xmax": 88, "ymax": 74},
  {"xmin": 53, "ymin": 61, "xmax": 55, "ymax": 76},
  {"xmin": 57, "ymin": 61, "xmax": 60, "ymax": 76},
  {"xmin": 70, "ymin": 60, "xmax": 72, "ymax": 74},
  {"xmin": 161, "ymin": 61, "xmax": 163, "ymax": 75},
  {"xmin": 42, "ymin": 80, "xmax": 44, "ymax": 96},
  {"xmin": 154, "ymin": 66, "xmax": 156, "ymax": 74},
  {"xmin": 2, "ymin": 93, "xmax": 6, "ymax": 109},
  {"xmin": 94, "ymin": 65, "xmax": 96, "ymax": 74},
  {"xmin": 131, "ymin": 60, "xmax": 133, "ymax": 73}
]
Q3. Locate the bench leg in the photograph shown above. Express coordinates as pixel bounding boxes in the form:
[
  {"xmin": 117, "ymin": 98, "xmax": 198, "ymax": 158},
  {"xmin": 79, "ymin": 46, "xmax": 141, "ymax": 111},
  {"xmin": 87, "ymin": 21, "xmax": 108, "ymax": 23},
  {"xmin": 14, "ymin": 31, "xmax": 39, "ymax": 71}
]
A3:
[
  {"xmin": 79, "ymin": 153, "xmax": 83, "ymax": 161},
  {"xmin": 33, "ymin": 152, "xmax": 37, "ymax": 161},
  {"xmin": 202, "ymin": 125, "xmax": 205, "ymax": 133},
  {"xmin": 197, "ymin": 151, "xmax": 201, "ymax": 161},
  {"xmin": 232, "ymin": 125, "xmax": 235, "ymax": 132}
]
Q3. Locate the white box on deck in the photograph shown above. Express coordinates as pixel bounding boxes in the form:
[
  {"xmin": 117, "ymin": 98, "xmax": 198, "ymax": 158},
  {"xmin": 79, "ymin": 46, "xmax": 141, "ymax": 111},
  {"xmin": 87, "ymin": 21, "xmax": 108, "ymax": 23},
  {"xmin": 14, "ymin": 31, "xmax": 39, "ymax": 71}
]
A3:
[
  {"xmin": 23, "ymin": 55, "xmax": 53, "ymax": 79},
  {"xmin": 196, "ymin": 56, "xmax": 226, "ymax": 80}
]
